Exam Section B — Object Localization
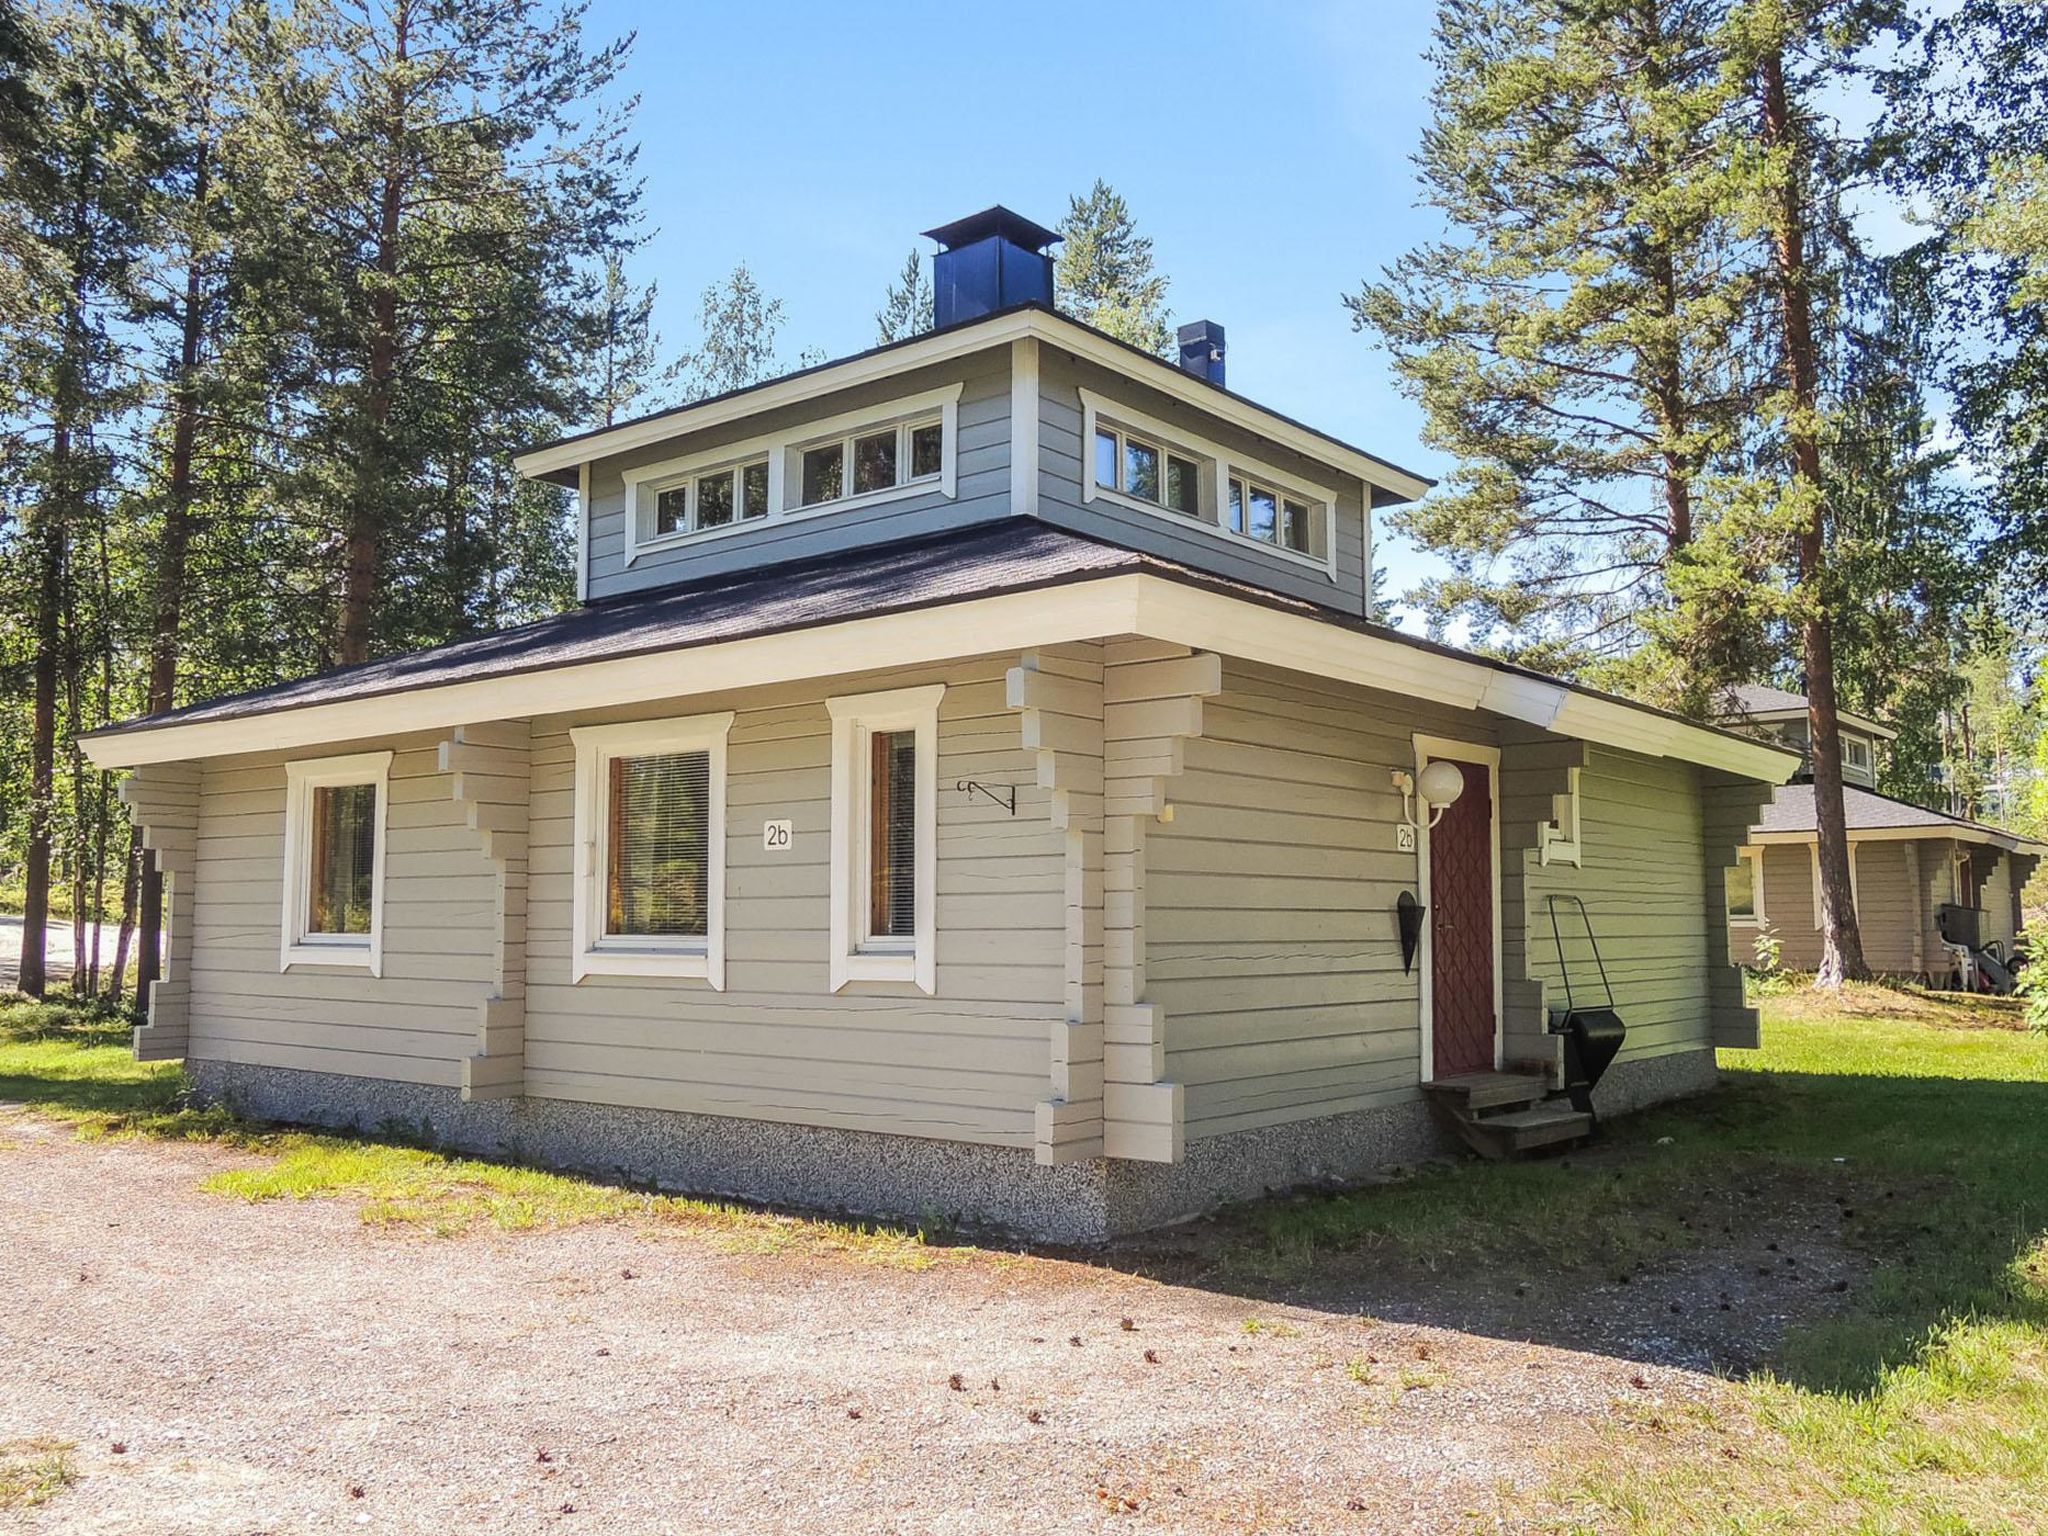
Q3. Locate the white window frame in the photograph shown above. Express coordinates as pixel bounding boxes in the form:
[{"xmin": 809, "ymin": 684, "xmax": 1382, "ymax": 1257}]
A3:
[
  {"xmin": 569, "ymin": 712, "xmax": 734, "ymax": 986},
  {"xmin": 1537, "ymin": 765, "xmax": 1582, "ymax": 867},
  {"xmin": 620, "ymin": 383, "xmax": 962, "ymax": 565},
  {"xmin": 1078, "ymin": 387, "xmax": 1340, "ymax": 580},
  {"xmin": 280, "ymin": 750, "xmax": 393, "ymax": 976},
  {"xmin": 826, "ymin": 684, "xmax": 943, "ymax": 994},
  {"xmin": 648, "ymin": 454, "xmax": 773, "ymax": 540},
  {"xmin": 1089, "ymin": 419, "xmax": 1206, "ymax": 522},
  {"xmin": 1809, "ymin": 840, "xmax": 1860, "ymax": 929},
  {"xmin": 1728, "ymin": 845, "xmax": 1765, "ymax": 926},
  {"xmin": 1842, "ymin": 734, "xmax": 1873, "ymax": 780}
]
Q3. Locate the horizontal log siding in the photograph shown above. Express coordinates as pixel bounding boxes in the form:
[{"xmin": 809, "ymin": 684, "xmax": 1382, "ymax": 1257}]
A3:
[
  {"xmin": 1746, "ymin": 838, "xmax": 1939, "ymax": 978},
  {"xmin": 521, "ymin": 657, "xmax": 1064, "ymax": 1146},
  {"xmin": 1523, "ymin": 747, "xmax": 1718, "ymax": 1065},
  {"xmin": 187, "ymin": 735, "xmax": 497, "ymax": 1086},
  {"xmin": 1146, "ymin": 659, "xmax": 1486, "ymax": 1139},
  {"xmin": 585, "ymin": 354, "xmax": 1012, "ymax": 602}
]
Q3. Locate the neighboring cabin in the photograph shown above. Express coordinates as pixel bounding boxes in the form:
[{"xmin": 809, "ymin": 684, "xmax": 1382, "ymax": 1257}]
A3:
[
  {"xmin": 1720, "ymin": 684, "xmax": 2043, "ymax": 984},
  {"xmin": 85, "ymin": 208, "xmax": 1798, "ymax": 1242}
]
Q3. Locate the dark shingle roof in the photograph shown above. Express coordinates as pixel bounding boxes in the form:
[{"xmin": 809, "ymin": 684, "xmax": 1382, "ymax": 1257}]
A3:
[
  {"xmin": 82, "ymin": 520, "xmax": 1799, "ymax": 778},
  {"xmin": 1725, "ymin": 683, "xmax": 1811, "ymax": 716},
  {"xmin": 1757, "ymin": 782, "xmax": 2021, "ymax": 841},
  {"xmin": 90, "ymin": 522, "xmax": 1144, "ymax": 737}
]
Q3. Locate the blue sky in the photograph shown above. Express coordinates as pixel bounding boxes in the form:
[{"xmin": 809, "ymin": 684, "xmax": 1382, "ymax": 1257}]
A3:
[{"xmin": 603, "ymin": 0, "xmax": 1451, "ymax": 606}]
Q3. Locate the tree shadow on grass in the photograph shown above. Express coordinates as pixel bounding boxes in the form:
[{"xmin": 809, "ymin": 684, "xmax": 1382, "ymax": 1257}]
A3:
[{"xmin": 1096, "ymin": 1066, "xmax": 2048, "ymax": 1396}]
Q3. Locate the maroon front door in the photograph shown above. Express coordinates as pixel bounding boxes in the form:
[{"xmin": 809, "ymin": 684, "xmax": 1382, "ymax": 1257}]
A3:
[{"xmin": 1427, "ymin": 757, "xmax": 1496, "ymax": 1078}]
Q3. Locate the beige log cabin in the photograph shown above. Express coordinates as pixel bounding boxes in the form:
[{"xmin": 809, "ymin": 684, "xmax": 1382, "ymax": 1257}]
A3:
[
  {"xmin": 84, "ymin": 210, "xmax": 1800, "ymax": 1242},
  {"xmin": 1720, "ymin": 685, "xmax": 2044, "ymax": 986}
]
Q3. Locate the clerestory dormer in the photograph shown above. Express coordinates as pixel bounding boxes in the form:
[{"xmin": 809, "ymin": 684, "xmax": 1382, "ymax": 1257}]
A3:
[{"xmin": 514, "ymin": 206, "xmax": 1433, "ymax": 617}]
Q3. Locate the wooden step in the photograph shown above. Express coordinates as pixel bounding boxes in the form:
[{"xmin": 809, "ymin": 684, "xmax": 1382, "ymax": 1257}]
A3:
[
  {"xmin": 1420, "ymin": 1070, "xmax": 1548, "ymax": 1112},
  {"xmin": 1483, "ymin": 1105, "xmax": 1594, "ymax": 1154}
]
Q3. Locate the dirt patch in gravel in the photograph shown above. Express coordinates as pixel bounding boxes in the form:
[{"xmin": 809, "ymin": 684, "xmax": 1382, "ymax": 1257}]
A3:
[{"xmin": 0, "ymin": 1111, "xmax": 1867, "ymax": 1534}]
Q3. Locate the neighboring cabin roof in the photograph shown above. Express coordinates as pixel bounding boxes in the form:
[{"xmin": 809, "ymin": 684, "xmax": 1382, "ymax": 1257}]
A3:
[
  {"xmin": 1751, "ymin": 782, "xmax": 2048, "ymax": 855},
  {"xmin": 1719, "ymin": 683, "xmax": 1897, "ymax": 742},
  {"xmin": 510, "ymin": 302, "xmax": 1436, "ymax": 501},
  {"xmin": 80, "ymin": 521, "xmax": 1796, "ymax": 782}
]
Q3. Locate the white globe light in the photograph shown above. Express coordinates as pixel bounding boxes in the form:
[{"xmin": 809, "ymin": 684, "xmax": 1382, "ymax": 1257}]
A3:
[{"xmin": 1416, "ymin": 759, "xmax": 1467, "ymax": 809}]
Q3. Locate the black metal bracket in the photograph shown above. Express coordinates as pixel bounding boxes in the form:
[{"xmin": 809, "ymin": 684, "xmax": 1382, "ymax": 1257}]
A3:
[{"xmin": 957, "ymin": 779, "xmax": 1016, "ymax": 815}]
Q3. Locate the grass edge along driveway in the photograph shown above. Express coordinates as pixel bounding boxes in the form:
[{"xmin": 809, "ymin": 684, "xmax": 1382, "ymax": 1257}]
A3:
[{"xmin": 3, "ymin": 987, "xmax": 2046, "ymax": 1533}]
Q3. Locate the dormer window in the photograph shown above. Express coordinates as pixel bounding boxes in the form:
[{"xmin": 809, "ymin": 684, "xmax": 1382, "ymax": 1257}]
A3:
[
  {"xmin": 1093, "ymin": 424, "xmax": 1201, "ymax": 517},
  {"xmin": 620, "ymin": 383, "xmax": 962, "ymax": 565},
  {"xmin": 655, "ymin": 458, "xmax": 770, "ymax": 536},
  {"xmin": 798, "ymin": 415, "xmax": 944, "ymax": 509},
  {"xmin": 1228, "ymin": 476, "xmax": 1312, "ymax": 555},
  {"xmin": 1077, "ymin": 387, "xmax": 1339, "ymax": 578}
]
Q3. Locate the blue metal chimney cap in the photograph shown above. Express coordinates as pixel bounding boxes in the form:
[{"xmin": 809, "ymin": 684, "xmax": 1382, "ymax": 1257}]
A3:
[{"xmin": 921, "ymin": 206, "xmax": 1061, "ymax": 253}]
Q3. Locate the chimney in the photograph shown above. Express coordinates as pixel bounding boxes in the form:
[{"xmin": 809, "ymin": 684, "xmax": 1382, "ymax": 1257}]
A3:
[
  {"xmin": 1177, "ymin": 320, "xmax": 1225, "ymax": 387},
  {"xmin": 922, "ymin": 206, "xmax": 1061, "ymax": 329}
]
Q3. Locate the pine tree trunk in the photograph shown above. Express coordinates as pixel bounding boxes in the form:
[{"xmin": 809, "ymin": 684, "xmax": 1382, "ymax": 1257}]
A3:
[
  {"xmin": 338, "ymin": 4, "xmax": 410, "ymax": 667},
  {"xmin": 19, "ymin": 434, "xmax": 64, "ymax": 1000},
  {"xmin": 137, "ymin": 179, "xmax": 210, "ymax": 1009},
  {"xmin": 1760, "ymin": 44, "xmax": 1867, "ymax": 987},
  {"xmin": 109, "ymin": 825, "xmax": 139, "ymax": 1007}
]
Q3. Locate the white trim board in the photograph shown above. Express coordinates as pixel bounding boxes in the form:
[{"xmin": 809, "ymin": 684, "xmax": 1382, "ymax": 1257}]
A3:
[
  {"xmin": 1748, "ymin": 824, "xmax": 2048, "ymax": 856},
  {"xmin": 83, "ymin": 573, "xmax": 1798, "ymax": 785},
  {"xmin": 515, "ymin": 308, "xmax": 1435, "ymax": 503},
  {"xmin": 1413, "ymin": 735, "xmax": 1504, "ymax": 1080}
]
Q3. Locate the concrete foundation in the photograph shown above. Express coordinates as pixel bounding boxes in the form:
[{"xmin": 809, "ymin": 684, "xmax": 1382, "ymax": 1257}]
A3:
[{"xmin": 186, "ymin": 1046, "xmax": 1718, "ymax": 1244}]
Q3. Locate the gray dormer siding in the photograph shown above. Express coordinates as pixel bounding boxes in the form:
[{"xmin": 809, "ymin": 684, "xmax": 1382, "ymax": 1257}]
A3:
[
  {"xmin": 583, "ymin": 350, "xmax": 1013, "ymax": 603},
  {"xmin": 1034, "ymin": 349, "xmax": 1372, "ymax": 616},
  {"xmin": 575, "ymin": 333, "xmax": 1383, "ymax": 613}
]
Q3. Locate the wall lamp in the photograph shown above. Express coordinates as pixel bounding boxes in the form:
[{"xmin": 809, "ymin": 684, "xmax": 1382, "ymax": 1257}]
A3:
[{"xmin": 1390, "ymin": 760, "xmax": 1468, "ymax": 830}]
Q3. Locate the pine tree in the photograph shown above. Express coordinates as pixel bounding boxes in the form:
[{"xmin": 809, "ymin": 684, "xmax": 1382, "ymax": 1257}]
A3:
[
  {"xmin": 674, "ymin": 264, "xmax": 789, "ymax": 399},
  {"xmin": 1055, "ymin": 180, "xmax": 1172, "ymax": 355},
  {"xmin": 1350, "ymin": 0, "xmax": 1758, "ymax": 677},
  {"xmin": 875, "ymin": 248, "xmax": 931, "ymax": 344},
  {"xmin": 2, "ymin": 2, "xmax": 150, "ymax": 996},
  {"xmin": 1906, "ymin": 2, "xmax": 2048, "ymax": 613},
  {"xmin": 291, "ymin": 0, "xmax": 639, "ymax": 664},
  {"xmin": 593, "ymin": 253, "xmax": 662, "ymax": 427}
]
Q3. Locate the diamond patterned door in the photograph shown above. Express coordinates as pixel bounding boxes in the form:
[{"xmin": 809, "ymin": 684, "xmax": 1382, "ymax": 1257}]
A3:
[{"xmin": 1427, "ymin": 757, "xmax": 1496, "ymax": 1078}]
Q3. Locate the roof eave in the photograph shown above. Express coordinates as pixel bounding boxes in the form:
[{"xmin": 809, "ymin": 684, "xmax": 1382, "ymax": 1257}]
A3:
[
  {"xmin": 515, "ymin": 307, "xmax": 1437, "ymax": 502},
  {"xmin": 83, "ymin": 566, "xmax": 1791, "ymax": 785}
]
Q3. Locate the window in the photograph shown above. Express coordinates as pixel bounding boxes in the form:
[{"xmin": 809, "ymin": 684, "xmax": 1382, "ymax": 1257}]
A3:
[
  {"xmin": 652, "ymin": 457, "xmax": 770, "ymax": 536},
  {"xmin": 619, "ymin": 383, "xmax": 963, "ymax": 562},
  {"xmin": 798, "ymin": 415, "xmax": 943, "ymax": 508},
  {"xmin": 1842, "ymin": 735, "xmax": 1873, "ymax": 779},
  {"xmin": 1077, "ymin": 390, "xmax": 1337, "ymax": 573},
  {"xmin": 1229, "ymin": 475, "xmax": 1312, "ymax": 554},
  {"xmin": 827, "ymin": 685, "xmax": 942, "ymax": 993},
  {"xmin": 281, "ymin": 751, "xmax": 392, "ymax": 975},
  {"xmin": 1093, "ymin": 421, "xmax": 1201, "ymax": 518},
  {"xmin": 1727, "ymin": 849, "xmax": 1762, "ymax": 924},
  {"xmin": 570, "ymin": 713, "xmax": 733, "ymax": 984}
]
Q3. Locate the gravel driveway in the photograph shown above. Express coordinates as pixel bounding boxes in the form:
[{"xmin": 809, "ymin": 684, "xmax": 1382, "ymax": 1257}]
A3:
[{"xmin": 0, "ymin": 1112, "xmax": 1733, "ymax": 1534}]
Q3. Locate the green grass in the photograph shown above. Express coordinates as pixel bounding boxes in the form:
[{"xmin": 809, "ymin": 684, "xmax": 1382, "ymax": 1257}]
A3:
[
  {"xmin": 0, "ymin": 996, "xmax": 964, "ymax": 1264},
  {"xmin": 1543, "ymin": 990, "xmax": 2048, "ymax": 1534},
  {"xmin": 0, "ymin": 1439, "xmax": 76, "ymax": 1511},
  {"xmin": 1207, "ymin": 981, "xmax": 2048, "ymax": 1531}
]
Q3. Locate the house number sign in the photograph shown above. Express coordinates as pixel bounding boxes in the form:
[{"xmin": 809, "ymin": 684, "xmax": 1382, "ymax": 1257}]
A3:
[
  {"xmin": 1395, "ymin": 823, "xmax": 1417, "ymax": 853},
  {"xmin": 763, "ymin": 819, "xmax": 793, "ymax": 851}
]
